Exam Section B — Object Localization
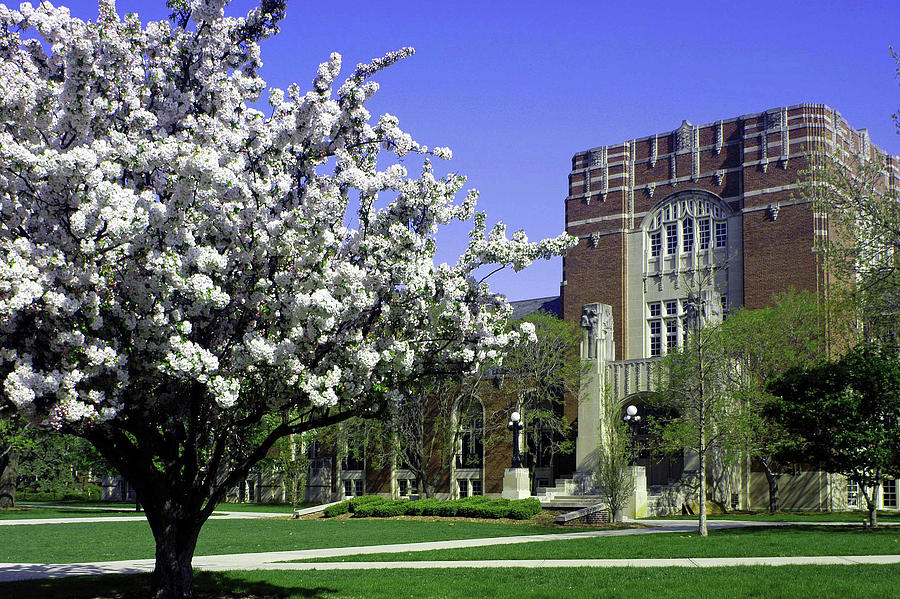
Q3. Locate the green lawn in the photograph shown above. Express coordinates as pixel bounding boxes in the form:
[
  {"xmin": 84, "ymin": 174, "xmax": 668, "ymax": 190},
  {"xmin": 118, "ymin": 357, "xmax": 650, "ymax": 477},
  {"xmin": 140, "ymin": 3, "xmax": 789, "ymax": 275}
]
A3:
[
  {"xmin": 646, "ymin": 510, "xmax": 900, "ymax": 522},
  {"xmin": 0, "ymin": 517, "xmax": 587, "ymax": 563},
  {"xmin": 0, "ymin": 507, "xmax": 147, "ymax": 520},
  {"xmin": 298, "ymin": 525, "xmax": 900, "ymax": 562},
  {"xmin": 2, "ymin": 566, "xmax": 899, "ymax": 598}
]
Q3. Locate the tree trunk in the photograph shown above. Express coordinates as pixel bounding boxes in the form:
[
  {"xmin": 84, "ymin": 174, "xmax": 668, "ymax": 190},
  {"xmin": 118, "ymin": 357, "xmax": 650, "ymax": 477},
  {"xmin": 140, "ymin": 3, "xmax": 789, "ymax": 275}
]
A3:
[
  {"xmin": 0, "ymin": 447, "xmax": 18, "ymax": 508},
  {"xmin": 762, "ymin": 462, "xmax": 779, "ymax": 513},
  {"xmin": 860, "ymin": 483, "xmax": 879, "ymax": 530},
  {"xmin": 148, "ymin": 512, "xmax": 203, "ymax": 599},
  {"xmin": 698, "ymin": 448, "xmax": 708, "ymax": 537}
]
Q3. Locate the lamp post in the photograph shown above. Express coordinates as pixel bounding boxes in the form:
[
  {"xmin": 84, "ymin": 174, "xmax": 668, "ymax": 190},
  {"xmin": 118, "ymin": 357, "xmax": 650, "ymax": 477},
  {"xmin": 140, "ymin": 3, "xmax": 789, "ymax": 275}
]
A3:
[
  {"xmin": 623, "ymin": 404, "xmax": 641, "ymax": 465},
  {"xmin": 507, "ymin": 411, "xmax": 524, "ymax": 468}
]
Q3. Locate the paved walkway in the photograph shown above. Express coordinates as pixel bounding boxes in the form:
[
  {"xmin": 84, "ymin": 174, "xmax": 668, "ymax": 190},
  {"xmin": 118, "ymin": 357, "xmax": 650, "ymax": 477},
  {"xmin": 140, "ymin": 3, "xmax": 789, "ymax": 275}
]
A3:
[
  {"xmin": 0, "ymin": 503, "xmax": 332, "ymax": 526},
  {"xmin": 2, "ymin": 518, "xmax": 899, "ymax": 583}
]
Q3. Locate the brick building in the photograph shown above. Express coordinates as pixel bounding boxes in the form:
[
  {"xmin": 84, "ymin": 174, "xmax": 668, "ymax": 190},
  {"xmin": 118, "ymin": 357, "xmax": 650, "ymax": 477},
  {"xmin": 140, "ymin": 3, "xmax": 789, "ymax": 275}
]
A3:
[{"xmin": 562, "ymin": 104, "xmax": 900, "ymax": 512}]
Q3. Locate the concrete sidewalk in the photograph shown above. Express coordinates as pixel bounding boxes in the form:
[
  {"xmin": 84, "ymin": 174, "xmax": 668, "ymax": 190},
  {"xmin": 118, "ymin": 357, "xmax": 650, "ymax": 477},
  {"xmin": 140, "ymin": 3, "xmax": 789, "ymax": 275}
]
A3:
[
  {"xmin": 0, "ymin": 503, "xmax": 336, "ymax": 526},
  {"xmin": 2, "ymin": 519, "xmax": 898, "ymax": 583}
]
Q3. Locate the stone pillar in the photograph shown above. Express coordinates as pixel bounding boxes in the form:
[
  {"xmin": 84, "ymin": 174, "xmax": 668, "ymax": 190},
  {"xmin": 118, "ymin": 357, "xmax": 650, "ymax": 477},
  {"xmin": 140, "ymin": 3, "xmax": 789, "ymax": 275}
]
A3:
[
  {"xmin": 624, "ymin": 465, "xmax": 648, "ymax": 519},
  {"xmin": 576, "ymin": 303, "xmax": 615, "ymax": 474},
  {"xmin": 502, "ymin": 468, "xmax": 531, "ymax": 500}
]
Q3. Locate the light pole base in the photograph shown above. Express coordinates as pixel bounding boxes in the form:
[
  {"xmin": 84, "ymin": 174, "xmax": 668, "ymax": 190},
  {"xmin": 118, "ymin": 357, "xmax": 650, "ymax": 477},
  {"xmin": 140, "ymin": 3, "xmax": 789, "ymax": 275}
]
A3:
[{"xmin": 502, "ymin": 467, "xmax": 532, "ymax": 499}]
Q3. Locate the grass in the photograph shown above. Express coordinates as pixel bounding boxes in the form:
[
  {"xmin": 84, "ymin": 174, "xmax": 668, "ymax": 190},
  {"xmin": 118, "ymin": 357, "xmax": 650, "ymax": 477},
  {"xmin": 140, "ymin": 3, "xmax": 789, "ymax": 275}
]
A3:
[
  {"xmin": 298, "ymin": 525, "xmax": 900, "ymax": 562},
  {"xmin": 0, "ymin": 507, "xmax": 148, "ymax": 519},
  {"xmin": 0, "ymin": 516, "xmax": 587, "ymax": 564},
  {"xmin": 646, "ymin": 510, "xmax": 900, "ymax": 522},
  {"xmin": 2, "ymin": 566, "xmax": 900, "ymax": 598}
]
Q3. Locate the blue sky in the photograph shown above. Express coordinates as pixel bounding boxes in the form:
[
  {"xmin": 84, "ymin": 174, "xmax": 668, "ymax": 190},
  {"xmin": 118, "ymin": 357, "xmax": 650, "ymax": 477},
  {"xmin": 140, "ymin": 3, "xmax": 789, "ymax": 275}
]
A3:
[{"xmin": 60, "ymin": 0, "xmax": 900, "ymax": 300}]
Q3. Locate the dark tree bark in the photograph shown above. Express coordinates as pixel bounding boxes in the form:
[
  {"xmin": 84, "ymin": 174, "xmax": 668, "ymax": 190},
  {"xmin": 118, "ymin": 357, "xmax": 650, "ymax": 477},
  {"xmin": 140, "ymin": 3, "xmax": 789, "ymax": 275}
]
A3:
[{"xmin": 0, "ymin": 446, "xmax": 17, "ymax": 508}]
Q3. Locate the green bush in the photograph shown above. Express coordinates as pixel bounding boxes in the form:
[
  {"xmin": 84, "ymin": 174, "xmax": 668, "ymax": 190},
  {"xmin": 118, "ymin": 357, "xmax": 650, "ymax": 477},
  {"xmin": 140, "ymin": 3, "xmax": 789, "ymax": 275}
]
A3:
[
  {"xmin": 507, "ymin": 498, "xmax": 542, "ymax": 519},
  {"xmin": 322, "ymin": 501, "xmax": 351, "ymax": 518},
  {"xmin": 348, "ymin": 495, "xmax": 386, "ymax": 512},
  {"xmin": 346, "ymin": 496, "xmax": 542, "ymax": 520}
]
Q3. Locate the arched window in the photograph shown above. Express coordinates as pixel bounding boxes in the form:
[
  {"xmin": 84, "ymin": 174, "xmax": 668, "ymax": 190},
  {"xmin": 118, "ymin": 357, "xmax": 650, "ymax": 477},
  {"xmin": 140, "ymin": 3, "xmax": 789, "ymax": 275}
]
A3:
[{"xmin": 644, "ymin": 191, "xmax": 730, "ymax": 266}]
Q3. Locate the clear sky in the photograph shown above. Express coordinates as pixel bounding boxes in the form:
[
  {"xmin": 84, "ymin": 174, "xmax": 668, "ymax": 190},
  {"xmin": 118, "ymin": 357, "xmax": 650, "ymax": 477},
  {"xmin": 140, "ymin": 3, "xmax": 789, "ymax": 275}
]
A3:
[{"xmin": 56, "ymin": 0, "xmax": 900, "ymax": 301}]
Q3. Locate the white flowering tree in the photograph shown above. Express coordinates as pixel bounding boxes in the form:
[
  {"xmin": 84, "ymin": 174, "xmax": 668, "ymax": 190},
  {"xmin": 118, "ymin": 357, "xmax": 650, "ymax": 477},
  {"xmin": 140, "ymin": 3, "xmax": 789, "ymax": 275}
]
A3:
[{"xmin": 0, "ymin": 1, "xmax": 573, "ymax": 596}]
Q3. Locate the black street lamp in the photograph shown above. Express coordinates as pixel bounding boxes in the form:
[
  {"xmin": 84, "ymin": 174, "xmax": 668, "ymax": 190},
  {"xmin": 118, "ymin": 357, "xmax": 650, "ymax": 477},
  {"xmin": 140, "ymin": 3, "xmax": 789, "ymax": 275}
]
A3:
[
  {"xmin": 623, "ymin": 404, "xmax": 641, "ymax": 465},
  {"xmin": 507, "ymin": 411, "xmax": 524, "ymax": 468}
]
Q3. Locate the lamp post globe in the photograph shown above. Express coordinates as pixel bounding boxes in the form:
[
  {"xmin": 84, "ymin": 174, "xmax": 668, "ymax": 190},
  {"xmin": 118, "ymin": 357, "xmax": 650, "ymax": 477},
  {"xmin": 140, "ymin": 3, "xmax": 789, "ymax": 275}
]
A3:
[{"xmin": 507, "ymin": 411, "xmax": 524, "ymax": 468}]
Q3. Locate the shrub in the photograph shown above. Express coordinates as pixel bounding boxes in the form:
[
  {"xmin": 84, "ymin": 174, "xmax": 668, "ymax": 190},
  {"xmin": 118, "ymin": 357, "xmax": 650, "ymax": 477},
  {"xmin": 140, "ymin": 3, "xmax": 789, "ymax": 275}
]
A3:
[
  {"xmin": 345, "ymin": 496, "xmax": 542, "ymax": 520},
  {"xmin": 322, "ymin": 501, "xmax": 351, "ymax": 518},
  {"xmin": 348, "ymin": 495, "xmax": 386, "ymax": 512}
]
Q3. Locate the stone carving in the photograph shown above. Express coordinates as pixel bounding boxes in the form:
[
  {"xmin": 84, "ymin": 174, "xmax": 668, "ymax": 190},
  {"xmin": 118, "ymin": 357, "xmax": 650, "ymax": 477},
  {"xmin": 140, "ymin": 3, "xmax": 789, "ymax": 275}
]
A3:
[
  {"xmin": 589, "ymin": 232, "xmax": 600, "ymax": 248},
  {"xmin": 580, "ymin": 303, "xmax": 614, "ymax": 362},
  {"xmin": 675, "ymin": 120, "xmax": 693, "ymax": 152},
  {"xmin": 670, "ymin": 154, "xmax": 677, "ymax": 186},
  {"xmin": 691, "ymin": 126, "xmax": 700, "ymax": 181},
  {"xmin": 767, "ymin": 203, "xmax": 780, "ymax": 221},
  {"xmin": 760, "ymin": 132, "xmax": 768, "ymax": 173},
  {"xmin": 650, "ymin": 134, "xmax": 658, "ymax": 168},
  {"xmin": 715, "ymin": 120, "xmax": 724, "ymax": 155},
  {"xmin": 781, "ymin": 107, "xmax": 790, "ymax": 169},
  {"xmin": 647, "ymin": 182, "xmax": 656, "ymax": 197},
  {"xmin": 715, "ymin": 170, "xmax": 725, "ymax": 186},
  {"xmin": 765, "ymin": 109, "xmax": 782, "ymax": 131}
]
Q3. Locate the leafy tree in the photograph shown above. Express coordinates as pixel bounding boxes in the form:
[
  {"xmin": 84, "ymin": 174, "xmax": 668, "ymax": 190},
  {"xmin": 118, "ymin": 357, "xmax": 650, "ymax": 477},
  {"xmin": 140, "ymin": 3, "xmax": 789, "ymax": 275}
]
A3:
[
  {"xmin": 718, "ymin": 289, "xmax": 828, "ymax": 512},
  {"xmin": 0, "ymin": 2, "xmax": 572, "ymax": 597},
  {"xmin": 768, "ymin": 343, "xmax": 900, "ymax": 528},
  {"xmin": 595, "ymin": 386, "xmax": 634, "ymax": 521},
  {"xmin": 650, "ymin": 271, "xmax": 754, "ymax": 536},
  {"xmin": 260, "ymin": 432, "xmax": 311, "ymax": 509},
  {"xmin": 500, "ymin": 312, "xmax": 579, "ymax": 489}
]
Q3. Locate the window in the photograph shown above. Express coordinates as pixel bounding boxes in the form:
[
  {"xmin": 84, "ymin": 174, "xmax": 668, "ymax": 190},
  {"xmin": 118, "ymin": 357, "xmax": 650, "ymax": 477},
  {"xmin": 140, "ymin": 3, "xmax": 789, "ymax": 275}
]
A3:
[
  {"xmin": 458, "ymin": 479, "xmax": 469, "ymax": 498},
  {"xmin": 649, "ymin": 231, "xmax": 661, "ymax": 257},
  {"xmin": 698, "ymin": 219, "xmax": 711, "ymax": 250},
  {"xmin": 471, "ymin": 479, "xmax": 483, "ymax": 496},
  {"xmin": 344, "ymin": 480, "xmax": 353, "ymax": 497},
  {"xmin": 682, "ymin": 217, "xmax": 694, "ymax": 252},
  {"xmin": 456, "ymin": 407, "xmax": 484, "ymax": 468},
  {"xmin": 354, "ymin": 480, "xmax": 363, "ymax": 496},
  {"xmin": 666, "ymin": 319, "xmax": 678, "ymax": 350},
  {"xmin": 665, "ymin": 223, "xmax": 678, "ymax": 255},
  {"xmin": 715, "ymin": 221, "xmax": 727, "ymax": 248},
  {"xmin": 650, "ymin": 320, "xmax": 661, "ymax": 356},
  {"xmin": 399, "ymin": 479, "xmax": 408, "ymax": 497},
  {"xmin": 721, "ymin": 295, "xmax": 729, "ymax": 318},
  {"xmin": 847, "ymin": 481, "xmax": 859, "ymax": 507},
  {"xmin": 649, "ymin": 303, "xmax": 661, "ymax": 318},
  {"xmin": 884, "ymin": 479, "xmax": 897, "ymax": 509},
  {"xmin": 665, "ymin": 301, "xmax": 678, "ymax": 316}
]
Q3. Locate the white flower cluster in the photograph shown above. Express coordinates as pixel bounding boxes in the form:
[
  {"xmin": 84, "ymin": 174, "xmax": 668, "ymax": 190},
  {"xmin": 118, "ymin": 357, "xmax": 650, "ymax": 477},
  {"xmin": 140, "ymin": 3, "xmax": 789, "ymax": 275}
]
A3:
[{"xmin": 0, "ymin": 0, "xmax": 575, "ymax": 430}]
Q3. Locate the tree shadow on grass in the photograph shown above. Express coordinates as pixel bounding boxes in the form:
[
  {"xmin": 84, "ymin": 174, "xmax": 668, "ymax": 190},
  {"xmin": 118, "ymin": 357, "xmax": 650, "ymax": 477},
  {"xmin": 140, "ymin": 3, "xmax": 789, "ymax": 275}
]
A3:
[{"xmin": 0, "ymin": 571, "xmax": 337, "ymax": 598}]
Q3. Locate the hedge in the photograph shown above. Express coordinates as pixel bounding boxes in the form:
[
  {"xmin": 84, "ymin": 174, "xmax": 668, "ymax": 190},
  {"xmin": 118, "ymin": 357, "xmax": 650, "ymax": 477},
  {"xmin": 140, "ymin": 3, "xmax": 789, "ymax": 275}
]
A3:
[{"xmin": 330, "ymin": 495, "xmax": 542, "ymax": 520}]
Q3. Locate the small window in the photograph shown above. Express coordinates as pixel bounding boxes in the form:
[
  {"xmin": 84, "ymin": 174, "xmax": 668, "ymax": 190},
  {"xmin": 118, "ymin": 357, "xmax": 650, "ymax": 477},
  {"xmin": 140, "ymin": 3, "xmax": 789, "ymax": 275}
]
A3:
[
  {"xmin": 666, "ymin": 223, "xmax": 678, "ymax": 255},
  {"xmin": 682, "ymin": 218, "xmax": 694, "ymax": 252},
  {"xmin": 344, "ymin": 480, "xmax": 353, "ymax": 497},
  {"xmin": 715, "ymin": 221, "xmax": 727, "ymax": 248},
  {"xmin": 649, "ymin": 303, "xmax": 661, "ymax": 318},
  {"xmin": 649, "ymin": 231, "xmax": 661, "ymax": 257},
  {"xmin": 698, "ymin": 219, "xmax": 711, "ymax": 250},
  {"xmin": 884, "ymin": 479, "xmax": 897, "ymax": 509},
  {"xmin": 399, "ymin": 479, "xmax": 408, "ymax": 497},
  {"xmin": 650, "ymin": 321, "xmax": 661, "ymax": 357},
  {"xmin": 666, "ymin": 320, "xmax": 678, "ymax": 350},
  {"xmin": 354, "ymin": 480, "xmax": 363, "ymax": 496},
  {"xmin": 847, "ymin": 481, "xmax": 859, "ymax": 506},
  {"xmin": 458, "ymin": 479, "xmax": 468, "ymax": 498},
  {"xmin": 721, "ymin": 295, "xmax": 729, "ymax": 318},
  {"xmin": 471, "ymin": 479, "xmax": 483, "ymax": 496},
  {"xmin": 665, "ymin": 301, "xmax": 678, "ymax": 316}
]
